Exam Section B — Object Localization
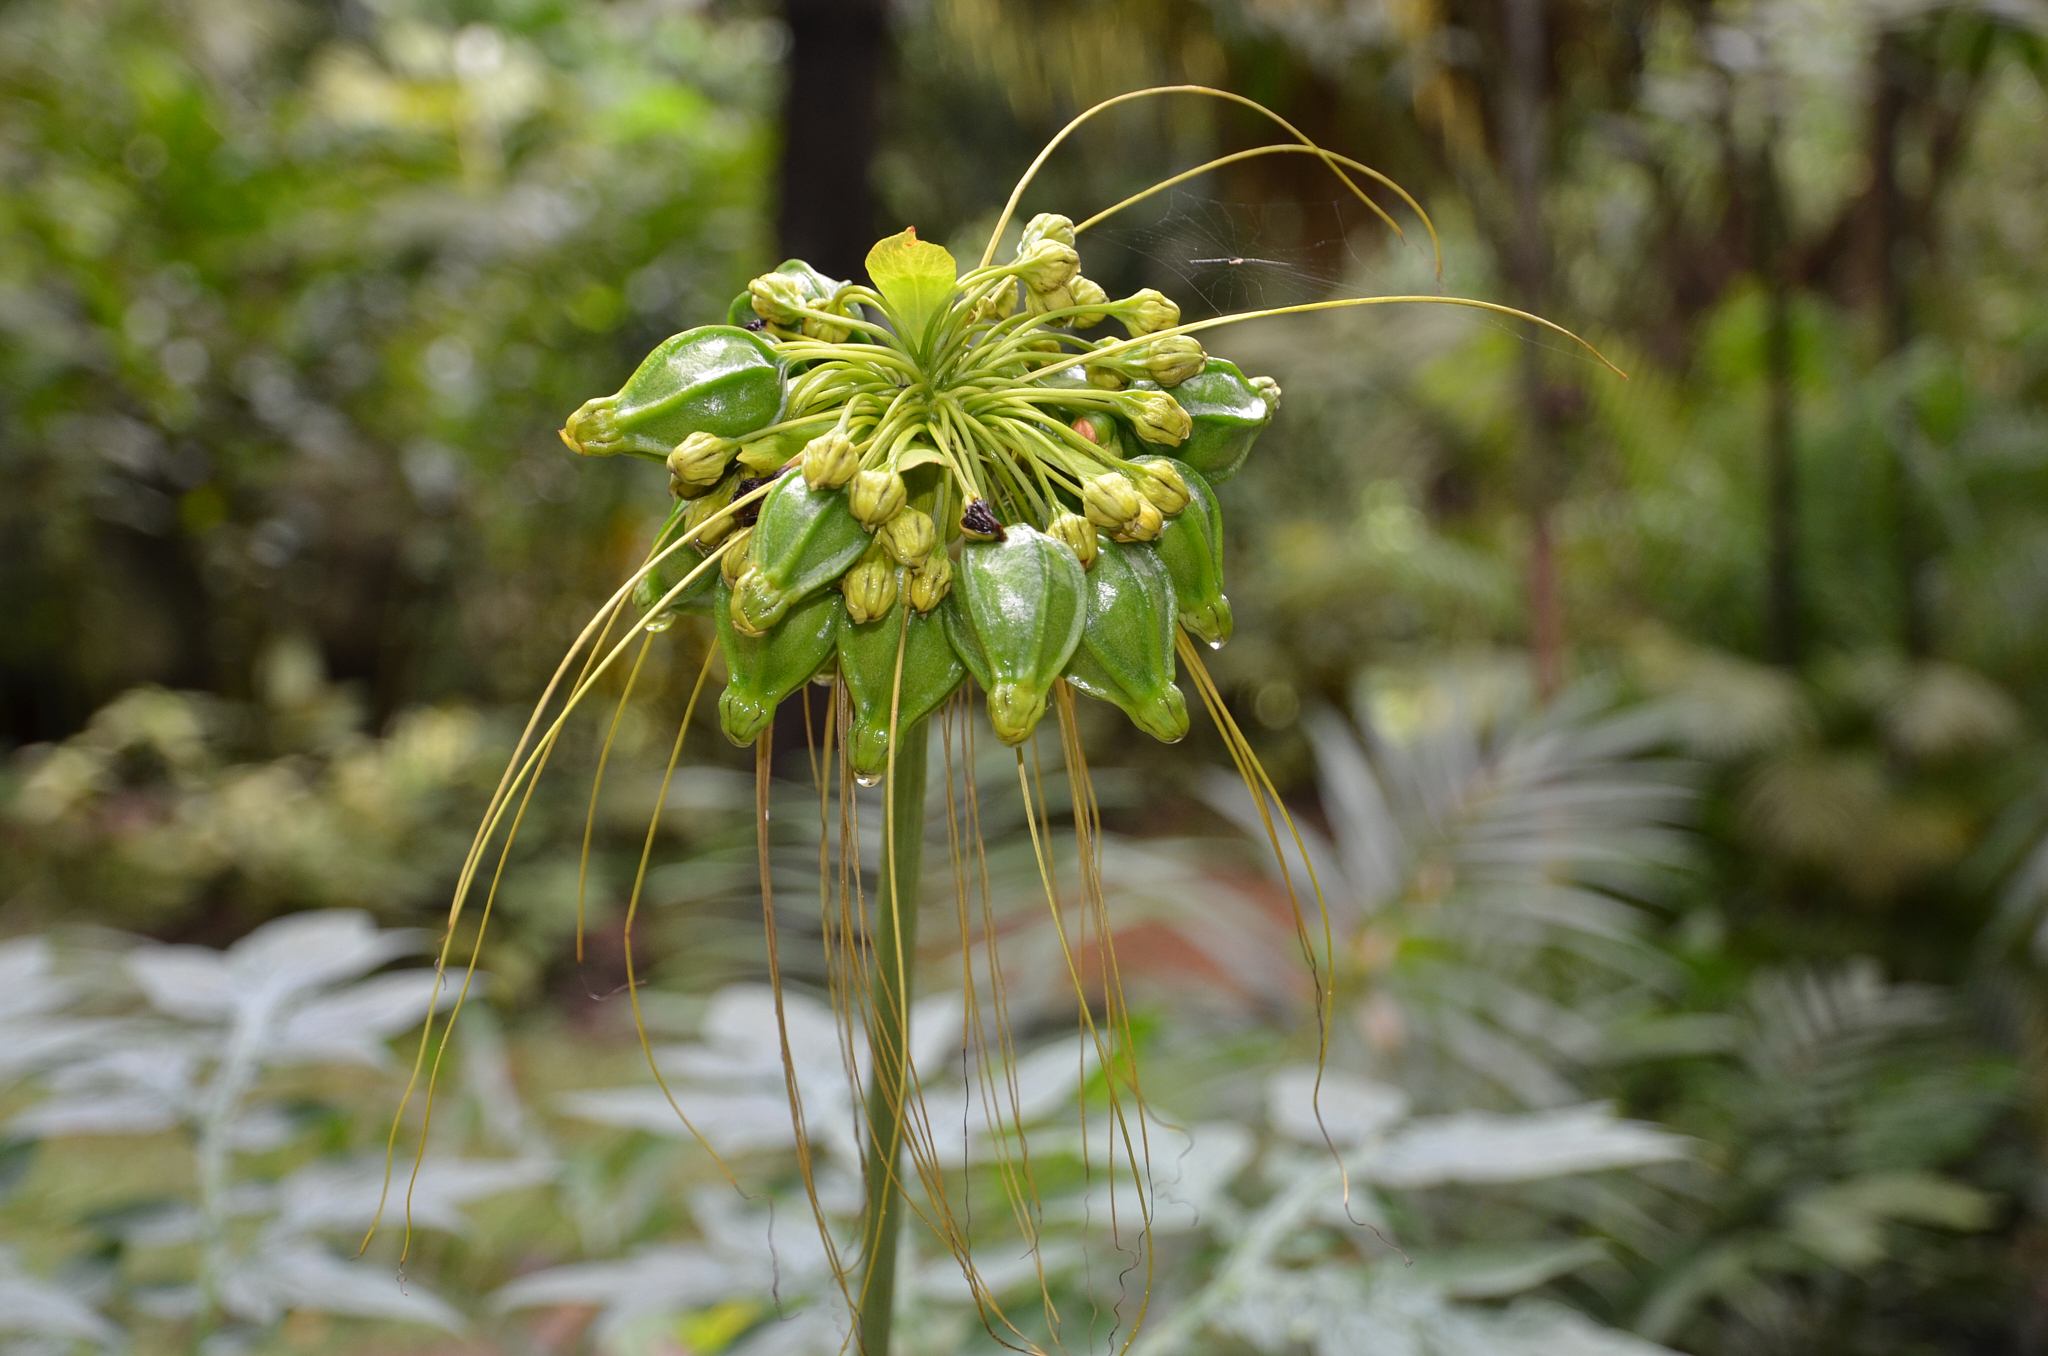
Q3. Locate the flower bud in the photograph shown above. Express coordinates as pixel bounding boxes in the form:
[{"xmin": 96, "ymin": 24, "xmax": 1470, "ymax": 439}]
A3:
[
  {"xmin": 907, "ymin": 552, "xmax": 953, "ymax": 612},
  {"xmin": 1252, "ymin": 374, "xmax": 1283, "ymax": 413},
  {"xmin": 728, "ymin": 563, "xmax": 772, "ymax": 635},
  {"xmin": 960, "ymin": 498, "xmax": 1007, "ymax": 541},
  {"xmin": 720, "ymin": 527, "xmax": 753, "ymax": 585},
  {"xmin": 668, "ymin": 431, "xmax": 737, "ymax": 498},
  {"xmin": 1018, "ymin": 212, "xmax": 1077, "ymax": 252},
  {"xmin": 971, "ymin": 277, "xmax": 1019, "ymax": 323},
  {"xmin": 802, "ymin": 430, "xmax": 858, "ymax": 489},
  {"xmin": 1082, "ymin": 473, "xmax": 1144, "ymax": 532},
  {"xmin": 1046, "ymin": 510, "xmax": 1099, "ymax": 568},
  {"xmin": 1067, "ymin": 276, "xmax": 1110, "ymax": 328},
  {"xmin": 800, "ymin": 299, "xmax": 856, "ymax": 345},
  {"xmin": 747, "ymin": 272, "xmax": 809, "ymax": 326},
  {"xmin": 1086, "ymin": 363, "xmax": 1126, "ymax": 391},
  {"xmin": 684, "ymin": 474, "xmax": 741, "ymax": 547},
  {"xmin": 879, "ymin": 507, "xmax": 937, "ymax": 567},
  {"xmin": 1112, "ymin": 498, "xmax": 1164, "ymax": 543},
  {"xmin": 1017, "ymin": 240, "xmax": 1081, "ymax": 293},
  {"xmin": 1127, "ymin": 392, "xmax": 1193, "ymax": 446},
  {"xmin": 1144, "ymin": 335, "xmax": 1207, "ymax": 388},
  {"xmin": 848, "ymin": 468, "xmax": 907, "ymax": 528},
  {"xmin": 841, "ymin": 554, "xmax": 899, "ymax": 624},
  {"xmin": 1132, "ymin": 458, "xmax": 1191, "ymax": 516},
  {"xmin": 1122, "ymin": 288, "xmax": 1180, "ymax": 337},
  {"xmin": 1024, "ymin": 282, "xmax": 1074, "ymax": 318}
]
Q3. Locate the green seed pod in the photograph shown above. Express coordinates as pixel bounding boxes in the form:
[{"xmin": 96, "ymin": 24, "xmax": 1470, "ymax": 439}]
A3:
[
  {"xmin": 1135, "ymin": 358, "xmax": 1271, "ymax": 482},
  {"xmin": 842, "ymin": 552, "xmax": 900, "ymax": 624},
  {"xmin": 1131, "ymin": 458, "xmax": 1191, "ymax": 516},
  {"xmin": 1067, "ymin": 277, "xmax": 1110, "ymax": 328},
  {"xmin": 562, "ymin": 326, "xmax": 786, "ymax": 459},
  {"xmin": 668, "ymin": 431, "xmax": 738, "ymax": 498},
  {"xmin": 879, "ymin": 508, "xmax": 937, "ymax": 567},
  {"xmin": 1143, "ymin": 335, "xmax": 1207, "ymax": 388},
  {"xmin": 1121, "ymin": 288, "xmax": 1180, "ymax": 337},
  {"xmin": 906, "ymin": 552, "xmax": 953, "ymax": 612},
  {"xmin": 1016, "ymin": 240, "xmax": 1080, "ymax": 293},
  {"xmin": 1064, "ymin": 538, "xmax": 1189, "ymax": 744},
  {"xmin": 716, "ymin": 579, "xmax": 843, "ymax": 746},
  {"xmin": 730, "ymin": 471, "xmax": 870, "ymax": 634},
  {"xmin": 1082, "ymin": 473, "xmax": 1144, "ymax": 532},
  {"xmin": 633, "ymin": 503, "xmax": 719, "ymax": 629},
  {"xmin": 1046, "ymin": 510, "xmax": 1098, "ymax": 568},
  {"xmin": 942, "ymin": 525, "xmax": 1087, "ymax": 746},
  {"xmin": 1086, "ymin": 362, "xmax": 1126, "ymax": 390},
  {"xmin": 1150, "ymin": 458, "xmax": 1232, "ymax": 646},
  {"xmin": 802, "ymin": 430, "xmax": 859, "ymax": 490},
  {"xmin": 1127, "ymin": 391, "xmax": 1193, "ymax": 447},
  {"xmin": 839, "ymin": 594, "xmax": 968, "ymax": 783},
  {"xmin": 1018, "ymin": 212, "xmax": 1077, "ymax": 252},
  {"xmin": 849, "ymin": 468, "xmax": 907, "ymax": 528}
]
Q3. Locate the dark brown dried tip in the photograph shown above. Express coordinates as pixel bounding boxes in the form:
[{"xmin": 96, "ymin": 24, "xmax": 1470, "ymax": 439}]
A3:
[
  {"xmin": 960, "ymin": 498, "xmax": 1007, "ymax": 542},
  {"xmin": 734, "ymin": 476, "xmax": 773, "ymax": 526},
  {"xmin": 742, "ymin": 316, "xmax": 768, "ymax": 332}
]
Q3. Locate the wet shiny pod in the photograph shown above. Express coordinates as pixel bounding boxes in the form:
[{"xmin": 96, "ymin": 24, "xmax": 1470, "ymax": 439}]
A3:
[
  {"xmin": 730, "ymin": 472, "xmax": 870, "ymax": 634},
  {"xmin": 716, "ymin": 580, "xmax": 843, "ymax": 746},
  {"xmin": 943, "ymin": 526, "xmax": 1087, "ymax": 745},
  {"xmin": 1063, "ymin": 536, "xmax": 1189, "ymax": 743},
  {"xmin": 1149, "ymin": 458, "xmax": 1232, "ymax": 646},
  {"xmin": 1127, "ymin": 357, "xmax": 1269, "ymax": 483},
  {"xmin": 838, "ymin": 590, "xmax": 967, "ymax": 782},
  {"xmin": 562, "ymin": 326, "xmax": 787, "ymax": 459}
]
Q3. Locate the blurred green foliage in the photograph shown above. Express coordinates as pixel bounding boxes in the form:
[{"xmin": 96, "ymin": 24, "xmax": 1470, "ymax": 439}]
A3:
[{"xmin": 7, "ymin": 0, "xmax": 2048, "ymax": 1353}]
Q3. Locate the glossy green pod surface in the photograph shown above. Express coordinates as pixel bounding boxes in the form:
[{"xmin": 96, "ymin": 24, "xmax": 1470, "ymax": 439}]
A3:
[
  {"xmin": 731, "ymin": 471, "xmax": 870, "ymax": 634},
  {"xmin": 943, "ymin": 526, "xmax": 1087, "ymax": 745},
  {"xmin": 839, "ymin": 591, "xmax": 967, "ymax": 781},
  {"xmin": 564, "ymin": 326, "xmax": 787, "ymax": 459},
  {"xmin": 1127, "ymin": 357, "xmax": 1268, "ymax": 482},
  {"xmin": 633, "ymin": 502, "xmax": 719, "ymax": 628},
  {"xmin": 1063, "ymin": 536, "xmax": 1188, "ymax": 743},
  {"xmin": 716, "ymin": 580, "xmax": 842, "ymax": 745},
  {"xmin": 1149, "ymin": 458, "xmax": 1232, "ymax": 646}
]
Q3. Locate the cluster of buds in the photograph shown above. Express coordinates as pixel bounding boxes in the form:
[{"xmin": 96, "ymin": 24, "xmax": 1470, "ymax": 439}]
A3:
[{"xmin": 572, "ymin": 213, "xmax": 1279, "ymax": 767}]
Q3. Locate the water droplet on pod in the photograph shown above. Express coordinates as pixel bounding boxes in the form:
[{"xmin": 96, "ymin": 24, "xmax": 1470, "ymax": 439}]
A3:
[
  {"xmin": 1207, "ymin": 639, "xmax": 1222, "ymax": 651},
  {"xmin": 854, "ymin": 772, "xmax": 882, "ymax": 788},
  {"xmin": 644, "ymin": 615, "xmax": 676, "ymax": 633}
]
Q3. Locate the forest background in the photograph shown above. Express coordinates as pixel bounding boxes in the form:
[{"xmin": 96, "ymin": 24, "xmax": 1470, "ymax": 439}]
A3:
[{"xmin": 4, "ymin": 1, "xmax": 2048, "ymax": 1354}]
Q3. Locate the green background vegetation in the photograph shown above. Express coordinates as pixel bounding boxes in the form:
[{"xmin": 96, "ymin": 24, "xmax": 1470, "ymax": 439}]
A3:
[{"xmin": 5, "ymin": 0, "xmax": 2048, "ymax": 1353}]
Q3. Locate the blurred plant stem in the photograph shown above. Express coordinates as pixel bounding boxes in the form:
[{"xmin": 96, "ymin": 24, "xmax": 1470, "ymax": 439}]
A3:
[{"xmin": 858, "ymin": 719, "xmax": 927, "ymax": 1356}]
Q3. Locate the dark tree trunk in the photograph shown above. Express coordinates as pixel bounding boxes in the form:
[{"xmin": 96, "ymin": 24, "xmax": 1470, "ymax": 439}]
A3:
[
  {"xmin": 1871, "ymin": 28, "xmax": 1930, "ymax": 658},
  {"xmin": 778, "ymin": 0, "xmax": 890, "ymax": 280},
  {"xmin": 1500, "ymin": 0, "xmax": 1567, "ymax": 700},
  {"xmin": 1756, "ymin": 123, "xmax": 1801, "ymax": 667}
]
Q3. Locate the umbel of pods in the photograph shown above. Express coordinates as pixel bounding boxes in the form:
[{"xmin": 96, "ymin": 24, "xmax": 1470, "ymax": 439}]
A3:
[{"xmin": 368, "ymin": 86, "xmax": 1622, "ymax": 1356}]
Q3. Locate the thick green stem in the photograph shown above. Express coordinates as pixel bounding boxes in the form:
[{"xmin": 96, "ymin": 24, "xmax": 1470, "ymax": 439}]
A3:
[{"xmin": 858, "ymin": 717, "xmax": 928, "ymax": 1356}]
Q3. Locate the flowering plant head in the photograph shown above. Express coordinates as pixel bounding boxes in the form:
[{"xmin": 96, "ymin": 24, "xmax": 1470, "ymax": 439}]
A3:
[{"xmin": 383, "ymin": 86, "xmax": 1614, "ymax": 1354}]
